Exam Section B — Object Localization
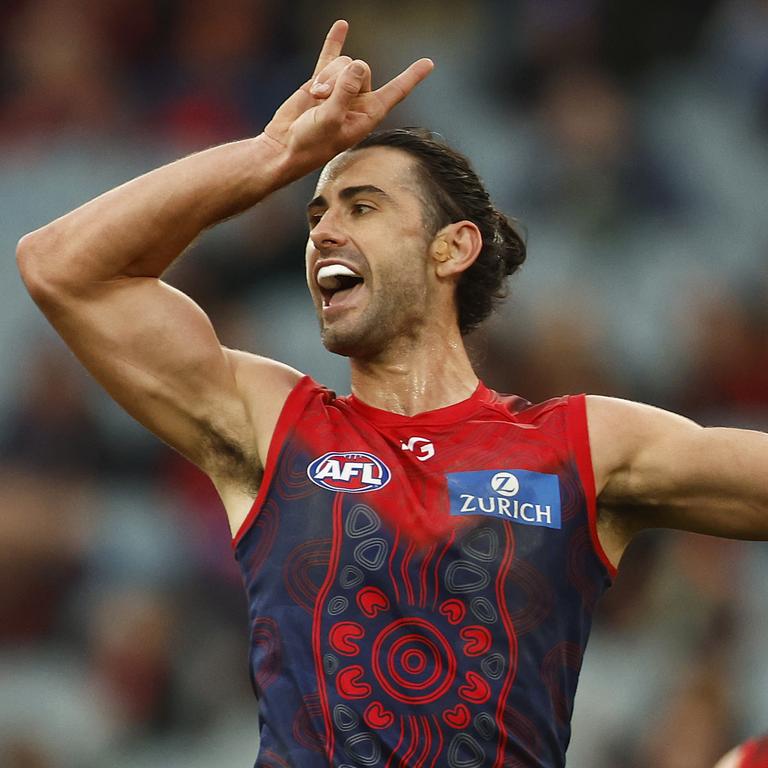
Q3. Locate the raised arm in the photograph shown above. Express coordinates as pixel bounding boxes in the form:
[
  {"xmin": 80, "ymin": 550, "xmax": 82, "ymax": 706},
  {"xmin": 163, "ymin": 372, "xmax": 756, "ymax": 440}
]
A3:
[
  {"xmin": 587, "ymin": 395, "xmax": 768, "ymax": 567},
  {"xmin": 16, "ymin": 20, "xmax": 433, "ymax": 532}
]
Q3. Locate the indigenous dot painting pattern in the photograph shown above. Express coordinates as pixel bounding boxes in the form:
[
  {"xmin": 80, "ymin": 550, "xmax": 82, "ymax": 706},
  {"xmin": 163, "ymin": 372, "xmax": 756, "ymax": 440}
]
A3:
[{"xmin": 233, "ymin": 377, "xmax": 615, "ymax": 768}]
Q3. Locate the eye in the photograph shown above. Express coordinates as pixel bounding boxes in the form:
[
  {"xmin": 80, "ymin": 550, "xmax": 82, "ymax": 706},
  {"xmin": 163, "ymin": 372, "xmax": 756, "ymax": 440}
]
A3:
[
  {"xmin": 308, "ymin": 212, "xmax": 324, "ymax": 227},
  {"xmin": 352, "ymin": 202, "xmax": 374, "ymax": 215}
]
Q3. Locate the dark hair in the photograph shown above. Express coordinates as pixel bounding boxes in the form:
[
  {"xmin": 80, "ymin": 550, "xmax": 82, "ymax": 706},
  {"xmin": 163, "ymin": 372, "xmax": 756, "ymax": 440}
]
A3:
[{"xmin": 353, "ymin": 127, "xmax": 527, "ymax": 335}]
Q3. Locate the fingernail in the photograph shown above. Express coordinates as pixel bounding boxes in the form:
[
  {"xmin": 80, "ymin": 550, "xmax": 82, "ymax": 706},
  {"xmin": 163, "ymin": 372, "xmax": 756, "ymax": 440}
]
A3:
[{"xmin": 311, "ymin": 80, "xmax": 330, "ymax": 94}]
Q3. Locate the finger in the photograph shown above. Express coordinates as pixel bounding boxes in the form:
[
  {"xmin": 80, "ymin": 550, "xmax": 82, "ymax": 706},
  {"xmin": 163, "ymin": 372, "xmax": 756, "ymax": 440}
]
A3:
[
  {"xmin": 325, "ymin": 59, "xmax": 369, "ymax": 112},
  {"xmin": 359, "ymin": 59, "xmax": 372, "ymax": 94},
  {"xmin": 309, "ymin": 55, "xmax": 353, "ymax": 98},
  {"xmin": 312, "ymin": 19, "xmax": 349, "ymax": 78},
  {"xmin": 373, "ymin": 58, "xmax": 434, "ymax": 112},
  {"xmin": 342, "ymin": 59, "xmax": 372, "ymax": 95}
]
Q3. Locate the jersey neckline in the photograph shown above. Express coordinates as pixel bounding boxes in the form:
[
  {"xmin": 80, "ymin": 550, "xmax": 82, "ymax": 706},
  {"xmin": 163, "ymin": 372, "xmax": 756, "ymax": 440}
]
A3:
[{"xmin": 344, "ymin": 380, "xmax": 494, "ymax": 425}]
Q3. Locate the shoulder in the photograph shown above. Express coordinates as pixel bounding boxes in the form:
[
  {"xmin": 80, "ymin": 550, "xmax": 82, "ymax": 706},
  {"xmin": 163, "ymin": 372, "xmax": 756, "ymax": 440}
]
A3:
[
  {"xmin": 484, "ymin": 386, "xmax": 565, "ymax": 422},
  {"xmin": 585, "ymin": 394, "xmax": 698, "ymax": 437},
  {"xmin": 220, "ymin": 349, "xmax": 306, "ymax": 467},
  {"xmin": 224, "ymin": 348, "xmax": 305, "ymax": 395}
]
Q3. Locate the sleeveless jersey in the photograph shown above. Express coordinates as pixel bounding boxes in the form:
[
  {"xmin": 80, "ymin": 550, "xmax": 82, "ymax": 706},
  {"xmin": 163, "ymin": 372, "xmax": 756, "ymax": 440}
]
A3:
[{"xmin": 233, "ymin": 376, "xmax": 616, "ymax": 768}]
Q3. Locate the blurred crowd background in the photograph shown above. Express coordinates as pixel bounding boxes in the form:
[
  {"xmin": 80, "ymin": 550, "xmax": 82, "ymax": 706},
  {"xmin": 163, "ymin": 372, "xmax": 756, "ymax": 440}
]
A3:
[{"xmin": 1, "ymin": 1, "xmax": 767, "ymax": 766}]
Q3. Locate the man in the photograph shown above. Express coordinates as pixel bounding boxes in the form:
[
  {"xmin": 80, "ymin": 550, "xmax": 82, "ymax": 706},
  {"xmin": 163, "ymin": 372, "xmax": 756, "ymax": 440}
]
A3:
[{"xmin": 17, "ymin": 19, "xmax": 768, "ymax": 768}]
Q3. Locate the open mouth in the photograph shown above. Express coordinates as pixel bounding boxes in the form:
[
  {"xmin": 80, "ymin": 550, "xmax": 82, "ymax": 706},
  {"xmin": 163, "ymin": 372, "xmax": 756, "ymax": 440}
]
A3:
[{"xmin": 316, "ymin": 264, "xmax": 366, "ymax": 308}]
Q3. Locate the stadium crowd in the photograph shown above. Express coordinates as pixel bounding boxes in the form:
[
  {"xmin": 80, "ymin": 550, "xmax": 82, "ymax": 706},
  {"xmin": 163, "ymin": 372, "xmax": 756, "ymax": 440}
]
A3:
[{"xmin": 1, "ymin": 1, "xmax": 767, "ymax": 766}]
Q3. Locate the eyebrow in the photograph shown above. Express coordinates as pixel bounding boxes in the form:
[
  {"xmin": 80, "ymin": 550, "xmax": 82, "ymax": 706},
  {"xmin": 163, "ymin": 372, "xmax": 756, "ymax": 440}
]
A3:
[{"xmin": 306, "ymin": 184, "xmax": 395, "ymax": 212}]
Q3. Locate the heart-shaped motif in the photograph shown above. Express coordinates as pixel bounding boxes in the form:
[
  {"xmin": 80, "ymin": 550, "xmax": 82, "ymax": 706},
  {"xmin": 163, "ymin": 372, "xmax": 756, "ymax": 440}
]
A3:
[
  {"xmin": 336, "ymin": 665, "xmax": 372, "ymax": 699},
  {"xmin": 460, "ymin": 625, "xmax": 492, "ymax": 656},
  {"xmin": 329, "ymin": 622, "xmax": 365, "ymax": 656},
  {"xmin": 357, "ymin": 587, "xmax": 389, "ymax": 618},
  {"xmin": 438, "ymin": 598, "xmax": 466, "ymax": 625},
  {"xmin": 364, "ymin": 701, "xmax": 395, "ymax": 729},
  {"xmin": 458, "ymin": 671, "xmax": 491, "ymax": 704},
  {"xmin": 442, "ymin": 703, "xmax": 471, "ymax": 729}
]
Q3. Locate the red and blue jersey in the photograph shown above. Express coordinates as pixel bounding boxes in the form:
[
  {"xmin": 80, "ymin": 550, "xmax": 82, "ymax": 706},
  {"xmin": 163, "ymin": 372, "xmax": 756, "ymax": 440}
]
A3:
[{"xmin": 233, "ymin": 376, "xmax": 616, "ymax": 768}]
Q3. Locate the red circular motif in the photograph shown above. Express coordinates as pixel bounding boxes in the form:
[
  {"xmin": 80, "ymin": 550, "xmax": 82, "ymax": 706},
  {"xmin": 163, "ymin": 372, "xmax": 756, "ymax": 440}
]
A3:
[
  {"xmin": 387, "ymin": 634, "xmax": 444, "ymax": 691},
  {"xmin": 402, "ymin": 649, "xmax": 427, "ymax": 674},
  {"xmin": 372, "ymin": 618, "xmax": 457, "ymax": 705}
]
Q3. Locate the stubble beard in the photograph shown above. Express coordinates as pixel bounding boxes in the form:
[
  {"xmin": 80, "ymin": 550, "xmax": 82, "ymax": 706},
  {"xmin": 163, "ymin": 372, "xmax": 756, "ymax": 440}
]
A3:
[{"xmin": 319, "ymin": 275, "xmax": 428, "ymax": 361}]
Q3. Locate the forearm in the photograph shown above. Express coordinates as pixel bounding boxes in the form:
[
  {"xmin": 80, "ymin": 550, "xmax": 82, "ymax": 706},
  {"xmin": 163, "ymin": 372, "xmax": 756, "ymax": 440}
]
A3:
[
  {"xmin": 17, "ymin": 134, "xmax": 295, "ymax": 290},
  {"xmin": 16, "ymin": 18, "xmax": 434, "ymax": 294},
  {"xmin": 589, "ymin": 397, "xmax": 768, "ymax": 566},
  {"xmin": 641, "ymin": 426, "xmax": 768, "ymax": 540},
  {"xmin": 603, "ymin": 414, "xmax": 768, "ymax": 539}
]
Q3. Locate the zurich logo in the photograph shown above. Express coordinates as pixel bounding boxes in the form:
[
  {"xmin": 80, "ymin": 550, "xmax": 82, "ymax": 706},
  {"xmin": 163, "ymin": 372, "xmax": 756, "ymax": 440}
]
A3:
[
  {"xmin": 308, "ymin": 452, "xmax": 392, "ymax": 493},
  {"xmin": 447, "ymin": 468, "xmax": 562, "ymax": 529},
  {"xmin": 490, "ymin": 471, "xmax": 519, "ymax": 497}
]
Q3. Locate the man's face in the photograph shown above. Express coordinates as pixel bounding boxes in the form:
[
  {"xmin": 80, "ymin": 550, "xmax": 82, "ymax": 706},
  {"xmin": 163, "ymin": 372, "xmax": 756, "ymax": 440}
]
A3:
[{"xmin": 305, "ymin": 146, "xmax": 436, "ymax": 359}]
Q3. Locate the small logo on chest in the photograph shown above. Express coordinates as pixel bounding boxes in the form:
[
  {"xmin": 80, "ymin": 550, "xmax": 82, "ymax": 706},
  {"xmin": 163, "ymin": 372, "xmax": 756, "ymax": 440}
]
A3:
[
  {"xmin": 308, "ymin": 452, "xmax": 391, "ymax": 493},
  {"xmin": 447, "ymin": 469, "xmax": 562, "ymax": 529},
  {"xmin": 400, "ymin": 436, "xmax": 435, "ymax": 461}
]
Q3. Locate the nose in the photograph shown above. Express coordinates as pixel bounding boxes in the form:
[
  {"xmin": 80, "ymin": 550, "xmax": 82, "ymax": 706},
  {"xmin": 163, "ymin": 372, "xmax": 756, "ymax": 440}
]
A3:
[{"xmin": 309, "ymin": 211, "xmax": 348, "ymax": 251}]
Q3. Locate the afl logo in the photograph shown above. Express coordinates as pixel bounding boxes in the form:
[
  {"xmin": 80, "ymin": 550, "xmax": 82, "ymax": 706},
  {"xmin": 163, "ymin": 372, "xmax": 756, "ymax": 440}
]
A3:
[{"xmin": 308, "ymin": 452, "xmax": 392, "ymax": 493}]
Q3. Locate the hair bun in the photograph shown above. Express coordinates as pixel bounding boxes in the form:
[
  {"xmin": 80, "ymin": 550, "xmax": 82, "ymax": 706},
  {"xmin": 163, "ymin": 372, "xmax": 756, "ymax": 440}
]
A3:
[{"xmin": 354, "ymin": 128, "xmax": 527, "ymax": 334}]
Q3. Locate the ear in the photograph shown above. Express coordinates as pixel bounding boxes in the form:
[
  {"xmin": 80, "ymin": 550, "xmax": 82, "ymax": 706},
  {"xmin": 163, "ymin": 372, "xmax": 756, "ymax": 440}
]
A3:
[{"xmin": 430, "ymin": 221, "xmax": 482, "ymax": 278}]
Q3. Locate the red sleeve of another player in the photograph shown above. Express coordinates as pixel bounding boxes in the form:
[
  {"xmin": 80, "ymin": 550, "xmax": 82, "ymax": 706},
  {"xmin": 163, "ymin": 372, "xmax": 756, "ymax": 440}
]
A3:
[
  {"xmin": 566, "ymin": 393, "xmax": 617, "ymax": 578},
  {"xmin": 741, "ymin": 735, "xmax": 768, "ymax": 767},
  {"xmin": 232, "ymin": 375, "xmax": 323, "ymax": 548}
]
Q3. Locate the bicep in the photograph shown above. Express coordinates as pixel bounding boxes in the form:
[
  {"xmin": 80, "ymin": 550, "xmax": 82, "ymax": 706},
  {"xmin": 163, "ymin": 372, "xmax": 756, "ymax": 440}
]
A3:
[
  {"xmin": 33, "ymin": 276, "xmax": 295, "ymax": 477},
  {"xmin": 588, "ymin": 395, "xmax": 768, "ymax": 540}
]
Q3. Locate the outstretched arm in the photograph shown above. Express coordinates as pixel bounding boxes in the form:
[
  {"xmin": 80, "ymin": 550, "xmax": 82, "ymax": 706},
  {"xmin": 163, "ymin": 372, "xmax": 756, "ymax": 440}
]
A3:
[
  {"xmin": 587, "ymin": 396, "xmax": 768, "ymax": 567},
  {"xmin": 16, "ymin": 20, "xmax": 433, "ymax": 531}
]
